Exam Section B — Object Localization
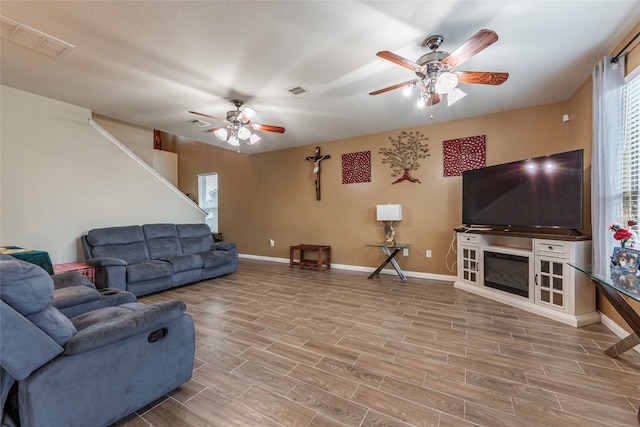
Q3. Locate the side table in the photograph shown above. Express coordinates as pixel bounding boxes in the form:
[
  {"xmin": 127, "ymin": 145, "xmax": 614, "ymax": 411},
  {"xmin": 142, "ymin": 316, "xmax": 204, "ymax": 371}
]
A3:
[
  {"xmin": 290, "ymin": 244, "xmax": 331, "ymax": 272},
  {"xmin": 570, "ymin": 263, "xmax": 640, "ymax": 423},
  {"xmin": 367, "ymin": 242, "xmax": 409, "ymax": 281},
  {"xmin": 53, "ymin": 262, "xmax": 96, "ymax": 284},
  {"xmin": 1, "ymin": 246, "xmax": 54, "ymax": 274}
]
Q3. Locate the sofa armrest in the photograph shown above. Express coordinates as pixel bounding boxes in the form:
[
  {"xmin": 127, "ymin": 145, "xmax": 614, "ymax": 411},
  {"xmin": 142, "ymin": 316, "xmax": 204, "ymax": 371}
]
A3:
[
  {"xmin": 64, "ymin": 300, "xmax": 187, "ymax": 355},
  {"xmin": 86, "ymin": 257, "xmax": 128, "ymax": 267},
  {"xmin": 212, "ymin": 242, "xmax": 237, "ymax": 251}
]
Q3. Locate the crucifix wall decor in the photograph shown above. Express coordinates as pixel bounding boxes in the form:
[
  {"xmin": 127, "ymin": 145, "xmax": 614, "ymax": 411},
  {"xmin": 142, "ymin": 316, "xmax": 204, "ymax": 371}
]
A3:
[{"xmin": 306, "ymin": 146, "xmax": 331, "ymax": 200}]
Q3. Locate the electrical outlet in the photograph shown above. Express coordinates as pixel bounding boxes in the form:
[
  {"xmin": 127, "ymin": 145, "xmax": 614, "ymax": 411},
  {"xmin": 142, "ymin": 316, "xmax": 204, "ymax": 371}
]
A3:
[
  {"xmin": 269, "ymin": 239, "xmax": 275, "ymax": 247},
  {"xmin": 426, "ymin": 250, "xmax": 432, "ymax": 258},
  {"xmin": 402, "ymin": 248, "xmax": 409, "ymax": 256}
]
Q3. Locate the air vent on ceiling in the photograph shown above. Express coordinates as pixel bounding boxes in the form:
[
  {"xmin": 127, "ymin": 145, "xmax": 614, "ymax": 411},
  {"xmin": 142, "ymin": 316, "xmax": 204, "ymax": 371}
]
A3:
[
  {"xmin": 0, "ymin": 15, "xmax": 75, "ymax": 58},
  {"xmin": 187, "ymin": 119, "xmax": 210, "ymax": 127},
  {"xmin": 286, "ymin": 85, "xmax": 310, "ymax": 97}
]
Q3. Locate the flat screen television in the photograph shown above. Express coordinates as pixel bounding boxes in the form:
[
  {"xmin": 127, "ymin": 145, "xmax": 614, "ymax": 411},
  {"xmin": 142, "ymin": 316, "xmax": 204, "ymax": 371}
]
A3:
[{"xmin": 462, "ymin": 149, "xmax": 584, "ymax": 230}]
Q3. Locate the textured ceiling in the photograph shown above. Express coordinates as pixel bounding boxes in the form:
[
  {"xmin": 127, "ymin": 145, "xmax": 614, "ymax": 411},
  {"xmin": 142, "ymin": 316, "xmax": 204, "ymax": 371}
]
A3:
[{"xmin": 1, "ymin": 1, "xmax": 639, "ymax": 154}]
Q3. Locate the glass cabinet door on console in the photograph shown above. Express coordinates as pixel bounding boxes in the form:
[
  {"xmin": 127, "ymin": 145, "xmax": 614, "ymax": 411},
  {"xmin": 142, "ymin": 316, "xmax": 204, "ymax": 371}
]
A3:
[
  {"xmin": 458, "ymin": 234, "xmax": 480, "ymax": 286},
  {"xmin": 536, "ymin": 258, "xmax": 565, "ymax": 310},
  {"xmin": 535, "ymin": 241, "xmax": 568, "ymax": 312}
]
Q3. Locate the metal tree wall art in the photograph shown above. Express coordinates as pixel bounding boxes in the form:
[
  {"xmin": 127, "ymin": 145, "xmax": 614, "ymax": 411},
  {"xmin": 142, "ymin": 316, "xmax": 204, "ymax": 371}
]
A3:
[{"xmin": 379, "ymin": 131, "xmax": 430, "ymax": 184}]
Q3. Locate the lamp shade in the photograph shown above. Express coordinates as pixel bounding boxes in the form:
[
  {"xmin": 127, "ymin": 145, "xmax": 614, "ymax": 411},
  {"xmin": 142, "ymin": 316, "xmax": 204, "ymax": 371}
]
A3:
[
  {"xmin": 376, "ymin": 204, "xmax": 402, "ymax": 221},
  {"xmin": 237, "ymin": 126, "xmax": 251, "ymax": 140},
  {"xmin": 213, "ymin": 128, "xmax": 228, "ymax": 141},
  {"xmin": 435, "ymin": 72, "xmax": 458, "ymax": 94},
  {"xmin": 249, "ymin": 133, "xmax": 262, "ymax": 145},
  {"xmin": 447, "ymin": 87, "xmax": 467, "ymax": 106}
]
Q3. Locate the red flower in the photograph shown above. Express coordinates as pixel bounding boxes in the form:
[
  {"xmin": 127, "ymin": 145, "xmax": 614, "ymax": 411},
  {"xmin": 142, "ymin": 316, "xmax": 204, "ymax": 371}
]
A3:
[
  {"xmin": 614, "ymin": 228, "xmax": 634, "ymax": 241},
  {"xmin": 629, "ymin": 220, "xmax": 638, "ymax": 227}
]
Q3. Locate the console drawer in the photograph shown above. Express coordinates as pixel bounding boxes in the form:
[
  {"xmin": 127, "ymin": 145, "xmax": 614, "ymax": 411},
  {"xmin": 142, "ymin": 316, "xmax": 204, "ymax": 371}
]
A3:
[
  {"xmin": 458, "ymin": 233, "xmax": 479, "ymax": 245},
  {"xmin": 536, "ymin": 240, "xmax": 567, "ymax": 258}
]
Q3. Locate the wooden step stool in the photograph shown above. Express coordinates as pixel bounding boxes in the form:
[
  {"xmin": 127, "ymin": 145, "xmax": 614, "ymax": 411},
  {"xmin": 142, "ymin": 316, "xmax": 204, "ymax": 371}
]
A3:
[{"xmin": 290, "ymin": 244, "xmax": 331, "ymax": 272}]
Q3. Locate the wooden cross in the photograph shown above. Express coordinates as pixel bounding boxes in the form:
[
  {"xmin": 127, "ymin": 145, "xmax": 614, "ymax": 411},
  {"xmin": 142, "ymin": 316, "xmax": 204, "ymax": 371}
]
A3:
[{"xmin": 306, "ymin": 146, "xmax": 330, "ymax": 201}]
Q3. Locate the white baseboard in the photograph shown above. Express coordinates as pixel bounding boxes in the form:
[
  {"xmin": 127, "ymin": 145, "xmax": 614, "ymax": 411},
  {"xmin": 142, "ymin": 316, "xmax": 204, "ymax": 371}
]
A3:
[{"xmin": 238, "ymin": 253, "xmax": 456, "ymax": 283}]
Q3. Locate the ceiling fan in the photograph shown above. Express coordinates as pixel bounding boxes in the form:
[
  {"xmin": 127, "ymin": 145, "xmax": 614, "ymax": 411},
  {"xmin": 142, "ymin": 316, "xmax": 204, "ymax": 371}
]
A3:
[
  {"xmin": 189, "ymin": 99, "xmax": 285, "ymax": 146},
  {"xmin": 370, "ymin": 29, "xmax": 509, "ymax": 107}
]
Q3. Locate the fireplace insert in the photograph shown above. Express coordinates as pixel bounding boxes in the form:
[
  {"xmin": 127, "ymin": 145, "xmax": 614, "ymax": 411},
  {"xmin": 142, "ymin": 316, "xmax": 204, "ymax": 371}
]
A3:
[{"xmin": 484, "ymin": 251, "xmax": 529, "ymax": 297}]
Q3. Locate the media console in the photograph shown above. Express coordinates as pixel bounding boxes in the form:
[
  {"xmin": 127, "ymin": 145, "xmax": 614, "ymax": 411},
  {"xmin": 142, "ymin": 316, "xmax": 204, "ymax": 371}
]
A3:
[{"xmin": 454, "ymin": 230, "xmax": 598, "ymax": 327}]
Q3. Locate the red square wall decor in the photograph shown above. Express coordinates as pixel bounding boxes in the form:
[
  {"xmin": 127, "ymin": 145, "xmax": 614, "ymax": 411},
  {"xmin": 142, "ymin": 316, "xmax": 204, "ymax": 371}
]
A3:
[
  {"xmin": 342, "ymin": 151, "xmax": 371, "ymax": 184},
  {"xmin": 442, "ymin": 135, "xmax": 486, "ymax": 176}
]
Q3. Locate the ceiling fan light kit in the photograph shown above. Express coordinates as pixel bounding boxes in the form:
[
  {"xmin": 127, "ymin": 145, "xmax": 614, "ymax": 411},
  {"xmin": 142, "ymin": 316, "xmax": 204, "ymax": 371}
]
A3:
[
  {"xmin": 213, "ymin": 127, "xmax": 227, "ymax": 141},
  {"xmin": 189, "ymin": 99, "xmax": 284, "ymax": 148},
  {"xmin": 447, "ymin": 87, "xmax": 467, "ymax": 106},
  {"xmin": 371, "ymin": 29, "xmax": 508, "ymax": 111},
  {"xmin": 434, "ymin": 72, "xmax": 458, "ymax": 94}
]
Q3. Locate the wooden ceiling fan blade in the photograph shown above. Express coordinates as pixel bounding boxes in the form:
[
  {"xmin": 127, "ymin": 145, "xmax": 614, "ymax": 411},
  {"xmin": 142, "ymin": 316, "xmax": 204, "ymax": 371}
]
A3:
[
  {"xmin": 457, "ymin": 71, "xmax": 509, "ymax": 85},
  {"xmin": 250, "ymin": 123, "xmax": 286, "ymax": 133},
  {"xmin": 376, "ymin": 51, "xmax": 421, "ymax": 71},
  {"xmin": 441, "ymin": 29, "xmax": 499, "ymax": 69},
  {"xmin": 189, "ymin": 111, "xmax": 226, "ymax": 122},
  {"xmin": 369, "ymin": 80, "xmax": 417, "ymax": 95},
  {"xmin": 203, "ymin": 126, "xmax": 227, "ymax": 133}
]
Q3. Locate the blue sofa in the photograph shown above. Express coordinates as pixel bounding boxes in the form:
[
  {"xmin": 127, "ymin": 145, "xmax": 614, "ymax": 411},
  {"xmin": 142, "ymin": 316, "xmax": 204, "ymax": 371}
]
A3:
[
  {"xmin": 81, "ymin": 223, "xmax": 238, "ymax": 297},
  {"xmin": 0, "ymin": 254, "xmax": 195, "ymax": 427}
]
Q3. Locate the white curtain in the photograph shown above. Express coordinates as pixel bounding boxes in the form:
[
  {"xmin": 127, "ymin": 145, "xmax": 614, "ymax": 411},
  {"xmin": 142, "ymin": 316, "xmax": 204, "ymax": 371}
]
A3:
[{"xmin": 592, "ymin": 56, "xmax": 626, "ymax": 278}]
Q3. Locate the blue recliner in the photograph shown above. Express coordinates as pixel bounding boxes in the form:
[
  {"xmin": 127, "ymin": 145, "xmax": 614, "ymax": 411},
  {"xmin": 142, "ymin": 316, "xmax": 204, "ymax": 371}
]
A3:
[{"xmin": 0, "ymin": 255, "xmax": 195, "ymax": 427}]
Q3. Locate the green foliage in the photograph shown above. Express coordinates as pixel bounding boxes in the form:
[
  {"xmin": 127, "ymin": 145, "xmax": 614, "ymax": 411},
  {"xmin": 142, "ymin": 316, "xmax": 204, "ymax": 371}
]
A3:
[{"xmin": 379, "ymin": 131, "xmax": 430, "ymax": 177}]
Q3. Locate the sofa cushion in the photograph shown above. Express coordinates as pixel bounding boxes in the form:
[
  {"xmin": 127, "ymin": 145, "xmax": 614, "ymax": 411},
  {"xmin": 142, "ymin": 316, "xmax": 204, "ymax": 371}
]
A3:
[
  {"xmin": 146, "ymin": 237, "xmax": 182, "ymax": 259},
  {"xmin": 165, "ymin": 254, "xmax": 203, "ymax": 273},
  {"xmin": 143, "ymin": 224, "xmax": 183, "ymax": 259},
  {"xmin": 177, "ymin": 224, "xmax": 214, "ymax": 254},
  {"xmin": 0, "ymin": 257, "xmax": 76, "ymax": 346},
  {"xmin": 26, "ymin": 306, "xmax": 77, "ymax": 346},
  {"xmin": 52, "ymin": 286, "xmax": 101, "ymax": 309},
  {"xmin": 91, "ymin": 242, "xmax": 150, "ymax": 264},
  {"xmin": 70, "ymin": 304, "xmax": 144, "ymax": 331},
  {"xmin": 0, "ymin": 257, "xmax": 53, "ymax": 316},
  {"xmin": 126, "ymin": 260, "xmax": 173, "ymax": 283},
  {"xmin": 86, "ymin": 225, "xmax": 150, "ymax": 264},
  {"xmin": 52, "ymin": 271, "xmax": 96, "ymax": 290},
  {"xmin": 86, "ymin": 225, "xmax": 145, "ymax": 246},
  {"xmin": 142, "ymin": 223, "xmax": 177, "ymax": 239}
]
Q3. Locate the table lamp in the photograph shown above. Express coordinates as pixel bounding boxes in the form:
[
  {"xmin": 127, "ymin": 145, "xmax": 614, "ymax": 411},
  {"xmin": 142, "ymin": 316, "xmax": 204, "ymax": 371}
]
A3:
[{"xmin": 376, "ymin": 204, "xmax": 402, "ymax": 245}]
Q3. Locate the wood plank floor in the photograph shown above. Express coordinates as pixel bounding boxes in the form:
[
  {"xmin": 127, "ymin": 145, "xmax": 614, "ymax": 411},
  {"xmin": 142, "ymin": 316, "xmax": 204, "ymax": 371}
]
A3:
[{"xmin": 115, "ymin": 259, "xmax": 640, "ymax": 427}]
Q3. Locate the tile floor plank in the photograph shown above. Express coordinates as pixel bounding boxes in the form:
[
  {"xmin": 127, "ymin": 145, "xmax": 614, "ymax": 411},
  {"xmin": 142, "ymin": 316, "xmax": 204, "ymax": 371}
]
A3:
[{"xmin": 113, "ymin": 259, "xmax": 640, "ymax": 427}]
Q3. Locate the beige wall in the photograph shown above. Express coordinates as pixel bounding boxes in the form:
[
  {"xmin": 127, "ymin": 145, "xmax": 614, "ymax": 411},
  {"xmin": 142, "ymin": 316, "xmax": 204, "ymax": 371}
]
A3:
[
  {"xmin": 167, "ymin": 99, "xmax": 576, "ymax": 279},
  {"xmin": 0, "ymin": 86, "xmax": 205, "ymax": 263},
  {"xmin": 165, "ymin": 24, "xmax": 640, "ymax": 331},
  {"xmin": 93, "ymin": 114, "xmax": 155, "ymax": 166}
]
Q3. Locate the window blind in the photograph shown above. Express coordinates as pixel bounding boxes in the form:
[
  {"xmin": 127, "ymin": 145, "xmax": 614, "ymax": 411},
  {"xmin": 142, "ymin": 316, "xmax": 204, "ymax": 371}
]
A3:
[{"xmin": 623, "ymin": 74, "xmax": 640, "ymax": 231}]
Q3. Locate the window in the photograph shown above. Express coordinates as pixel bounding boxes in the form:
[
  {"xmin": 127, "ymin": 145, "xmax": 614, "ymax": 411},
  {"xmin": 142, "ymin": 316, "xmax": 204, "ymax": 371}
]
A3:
[
  {"xmin": 198, "ymin": 173, "xmax": 218, "ymax": 232},
  {"xmin": 623, "ymin": 72, "xmax": 640, "ymax": 232}
]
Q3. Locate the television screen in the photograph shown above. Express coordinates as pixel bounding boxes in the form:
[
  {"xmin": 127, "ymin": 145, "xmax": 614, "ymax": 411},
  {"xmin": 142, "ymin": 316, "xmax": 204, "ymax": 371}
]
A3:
[{"xmin": 462, "ymin": 149, "xmax": 584, "ymax": 230}]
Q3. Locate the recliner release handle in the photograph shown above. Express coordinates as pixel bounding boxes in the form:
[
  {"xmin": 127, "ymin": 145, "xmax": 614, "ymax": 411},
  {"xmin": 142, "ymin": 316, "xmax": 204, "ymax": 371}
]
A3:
[{"xmin": 148, "ymin": 328, "xmax": 168, "ymax": 343}]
